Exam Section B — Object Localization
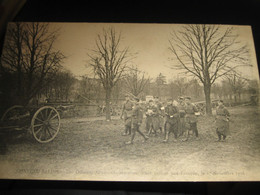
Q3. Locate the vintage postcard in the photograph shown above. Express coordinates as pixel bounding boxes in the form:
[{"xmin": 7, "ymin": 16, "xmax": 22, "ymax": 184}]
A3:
[{"xmin": 0, "ymin": 23, "xmax": 259, "ymax": 181}]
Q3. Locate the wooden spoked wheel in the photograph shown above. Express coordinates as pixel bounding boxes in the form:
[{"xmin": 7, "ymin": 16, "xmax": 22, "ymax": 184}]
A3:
[
  {"xmin": 31, "ymin": 106, "xmax": 60, "ymax": 143},
  {"xmin": 0, "ymin": 105, "xmax": 30, "ymax": 131},
  {"xmin": 1, "ymin": 105, "xmax": 25, "ymax": 122}
]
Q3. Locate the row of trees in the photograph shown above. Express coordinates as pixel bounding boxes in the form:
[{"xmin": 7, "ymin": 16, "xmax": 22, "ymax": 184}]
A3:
[
  {"xmin": 212, "ymin": 77, "xmax": 259, "ymax": 102},
  {"xmin": 74, "ymin": 73, "xmax": 204, "ymax": 104},
  {"xmin": 88, "ymin": 25, "xmax": 253, "ymax": 119},
  {"xmin": 34, "ymin": 68, "xmax": 257, "ymax": 110},
  {"xmin": 0, "ymin": 23, "xmax": 64, "ymax": 111},
  {"xmin": 1, "ymin": 23, "xmax": 258, "ymax": 120},
  {"xmin": 76, "ymin": 72, "xmax": 257, "ymax": 103}
]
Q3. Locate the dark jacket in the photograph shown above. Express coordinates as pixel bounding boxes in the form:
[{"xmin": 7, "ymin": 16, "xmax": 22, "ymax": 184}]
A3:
[
  {"xmin": 185, "ymin": 103, "xmax": 198, "ymax": 123},
  {"xmin": 216, "ymin": 105, "xmax": 230, "ymax": 127},
  {"xmin": 122, "ymin": 100, "xmax": 133, "ymax": 119},
  {"xmin": 165, "ymin": 104, "xmax": 179, "ymax": 124},
  {"xmin": 145, "ymin": 104, "xmax": 159, "ymax": 117},
  {"xmin": 132, "ymin": 104, "xmax": 143, "ymax": 125}
]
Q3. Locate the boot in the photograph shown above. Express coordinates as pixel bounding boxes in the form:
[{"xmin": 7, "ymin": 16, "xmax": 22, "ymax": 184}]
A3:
[
  {"xmin": 122, "ymin": 126, "xmax": 128, "ymax": 136},
  {"xmin": 125, "ymin": 141, "xmax": 133, "ymax": 145},
  {"xmin": 163, "ymin": 132, "xmax": 169, "ymax": 142},
  {"xmin": 216, "ymin": 134, "xmax": 221, "ymax": 142},
  {"xmin": 142, "ymin": 136, "xmax": 149, "ymax": 143},
  {"xmin": 182, "ymin": 131, "xmax": 189, "ymax": 142}
]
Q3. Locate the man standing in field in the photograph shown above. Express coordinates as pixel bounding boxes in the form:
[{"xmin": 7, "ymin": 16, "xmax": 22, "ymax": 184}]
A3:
[
  {"xmin": 125, "ymin": 98, "xmax": 149, "ymax": 144},
  {"xmin": 177, "ymin": 96, "xmax": 186, "ymax": 137},
  {"xmin": 120, "ymin": 94, "xmax": 134, "ymax": 136},
  {"xmin": 163, "ymin": 98, "xmax": 179, "ymax": 142},
  {"xmin": 145, "ymin": 99, "xmax": 160, "ymax": 136},
  {"xmin": 215, "ymin": 100, "xmax": 230, "ymax": 142},
  {"xmin": 154, "ymin": 96, "xmax": 164, "ymax": 133},
  {"xmin": 183, "ymin": 96, "xmax": 199, "ymax": 141}
]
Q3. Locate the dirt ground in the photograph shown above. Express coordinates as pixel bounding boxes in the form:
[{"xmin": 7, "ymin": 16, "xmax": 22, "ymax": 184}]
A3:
[{"xmin": 0, "ymin": 106, "xmax": 260, "ymax": 181}]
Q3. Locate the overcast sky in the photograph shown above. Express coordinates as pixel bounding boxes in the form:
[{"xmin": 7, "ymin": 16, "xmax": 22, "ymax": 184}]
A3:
[{"xmin": 51, "ymin": 23, "xmax": 259, "ymax": 83}]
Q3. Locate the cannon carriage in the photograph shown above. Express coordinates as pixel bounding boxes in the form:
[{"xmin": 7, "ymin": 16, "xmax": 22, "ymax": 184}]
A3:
[{"xmin": 0, "ymin": 104, "xmax": 61, "ymax": 143}]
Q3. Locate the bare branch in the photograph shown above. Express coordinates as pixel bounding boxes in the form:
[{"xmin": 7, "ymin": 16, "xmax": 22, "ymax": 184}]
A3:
[
  {"xmin": 169, "ymin": 24, "xmax": 249, "ymax": 86},
  {"xmin": 0, "ymin": 22, "xmax": 65, "ymax": 105}
]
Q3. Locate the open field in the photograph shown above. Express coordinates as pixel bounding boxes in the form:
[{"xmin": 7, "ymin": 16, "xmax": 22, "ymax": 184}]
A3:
[{"xmin": 0, "ymin": 106, "xmax": 259, "ymax": 181}]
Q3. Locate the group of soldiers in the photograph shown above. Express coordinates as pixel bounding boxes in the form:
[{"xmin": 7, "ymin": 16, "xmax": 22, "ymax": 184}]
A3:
[{"xmin": 120, "ymin": 94, "xmax": 230, "ymax": 144}]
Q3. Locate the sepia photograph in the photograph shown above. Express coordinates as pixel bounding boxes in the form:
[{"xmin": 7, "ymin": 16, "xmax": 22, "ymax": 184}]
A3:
[{"xmin": 0, "ymin": 22, "xmax": 259, "ymax": 181}]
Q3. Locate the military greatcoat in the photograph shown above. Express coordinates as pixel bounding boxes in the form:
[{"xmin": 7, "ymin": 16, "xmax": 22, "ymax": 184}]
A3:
[{"xmin": 216, "ymin": 105, "xmax": 230, "ymax": 136}]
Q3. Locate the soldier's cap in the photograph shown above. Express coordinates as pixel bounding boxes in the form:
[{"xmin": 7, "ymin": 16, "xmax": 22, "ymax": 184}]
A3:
[
  {"xmin": 178, "ymin": 96, "xmax": 184, "ymax": 100},
  {"xmin": 218, "ymin": 99, "xmax": 224, "ymax": 103},
  {"xmin": 185, "ymin": 96, "xmax": 191, "ymax": 100},
  {"xmin": 149, "ymin": 99, "xmax": 153, "ymax": 102}
]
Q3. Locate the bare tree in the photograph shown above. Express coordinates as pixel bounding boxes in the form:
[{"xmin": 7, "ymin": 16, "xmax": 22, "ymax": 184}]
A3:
[
  {"xmin": 124, "ymin": 65, "xmax": 150, "ymax": 97},
  {"xmin": 225, "ymin": 71, "xmax": 248, "ymax": 102},
  {"xmin": 167, "ymin": 77, "xmax": 202, "ymax": 100},
  {"xmin": 246, "ymin": 79, "xmax": 259, "ymax": 105},
  {"xmin": 1, "ymin": 22, "xmax": 65, "ymax": 106},
  {"xmin": 188, "ymin": 78, "xmax": 203, "ymax": 99},
  {"xmin": 88, "ymin": 27, "xmax": 131, "ymax": 121},
  {"xmin": 173, "ymin": 77, "xmax": 189, "ymax": 96},
  {"xmin": 211, "ymin": 83, "xmax": 223, "ymax": 99},
  {"xmin": 169, "ymin": 24, "xmax": 249, "ymax": 114},
  {"xmin": 221, "ymin": 80, "xmax": 233, "ymax": 100},
  {"xmin": 247, "ymin": 79, "xmax": 259, "ymax": 95},
  {"xmin": 77, "ymin": 76, "xmax": 103, "ymax": 103},
  {"xmin": 155, "ymin": 73, "xmax": 166, "ymax": 97},
  {"xmin": 1, "ymin": 23, "xmax": 24, "ymax": 104},
  {"xmin": 44, "ymin": 70, "xmax": 75, "ymax": 101},
  {"xmin": 111, "ymin": 79, "xmax": 124, "ymax": 103}
]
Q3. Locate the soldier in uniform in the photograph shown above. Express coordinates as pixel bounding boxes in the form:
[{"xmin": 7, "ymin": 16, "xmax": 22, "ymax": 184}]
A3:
[
  {"xmin": 145, "ymin": 100, "xmax": 154, "ymax": 134},
  {"xmin": 215, "ymin": 100, "xmax": 230, "ymax": 141},
  {"xmin": 154, "ymin": 96, "xmax": 164, "ymax": 133},
  {"xmin": 177, "ymin": 96, "xmax": 186, "ymax": 137},
  {"xmin": 163, "ymin": 98, "xmax": 179, "ymax": 142},
  {"xmin": 145, "ymin": 99, "xmax": 160, "ymax": 136},
  {"xmin": 120, "ymin": 95, "xmax": 134, "ymax": 136},
  {"xmin": 183, "ymin": 96, "xmax": 199, "ymax": 141},
  {"xmin": 125, "ymin": 98, "xmax": 149, "ymax": 144}
]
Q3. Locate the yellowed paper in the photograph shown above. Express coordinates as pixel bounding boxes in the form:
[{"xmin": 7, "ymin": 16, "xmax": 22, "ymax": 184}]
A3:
[{"xmin": 0, "ymin": 23, "xmax": 259, "ymax": 181}]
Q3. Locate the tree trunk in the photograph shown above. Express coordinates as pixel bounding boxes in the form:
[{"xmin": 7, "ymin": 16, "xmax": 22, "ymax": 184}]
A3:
[
  {"xmin": 105, "ymin": 88, "xmax": 111, "ymax": 121},
  {"xmin": 157, "ymin": 85, "xmax": 161, "ymax": 97},
  {"xmin": 234, "ymin": 94, "xmax": 237, "ymax": 103},
  {"xmin": 203, "ymin": 83, "xmax": 212, "ymax": 115}
]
